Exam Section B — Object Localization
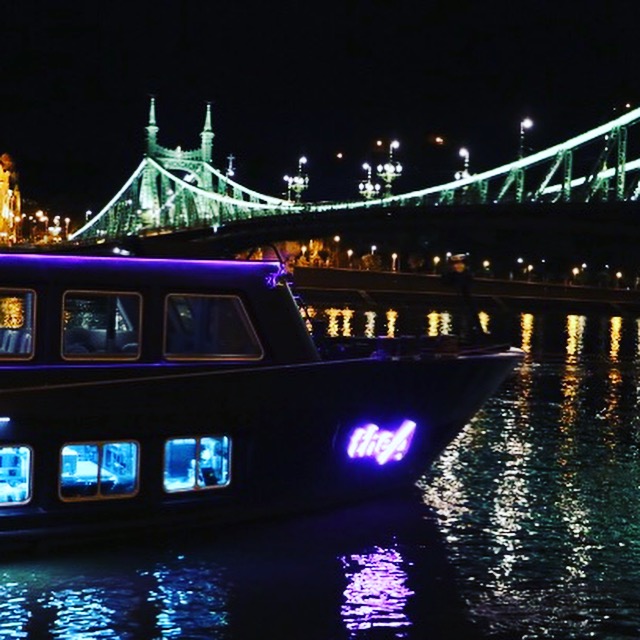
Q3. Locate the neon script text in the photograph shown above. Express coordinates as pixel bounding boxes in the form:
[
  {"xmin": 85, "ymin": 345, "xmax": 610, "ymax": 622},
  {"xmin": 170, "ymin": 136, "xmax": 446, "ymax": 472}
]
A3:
[{"xmin": 347, "ymin": 420, "xmax": 417, "ymax": 465}]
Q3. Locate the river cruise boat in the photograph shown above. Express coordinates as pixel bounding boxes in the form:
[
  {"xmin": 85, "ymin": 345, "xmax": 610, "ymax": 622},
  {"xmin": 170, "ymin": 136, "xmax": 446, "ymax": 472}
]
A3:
[{"xmin": 0, "ymin": 252, "xmax": 522, "ymax": 549}]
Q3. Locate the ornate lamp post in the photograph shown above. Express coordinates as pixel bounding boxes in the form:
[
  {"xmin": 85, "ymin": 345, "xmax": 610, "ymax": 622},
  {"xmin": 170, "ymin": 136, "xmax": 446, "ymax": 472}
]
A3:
[
  {"xmin": 519, "ymin": 118, "xmax": 533, "ymax": 159},
  {"xmin": 333, "ymin": 235, "xmax": 341, "ymax": 266},
  {"xmin": 358, "ymin": 163, "xmax": 381, "ymax": 199},
  {"xmin": 455, "ymin": 147, "xmax": 470, "ymax": 180},
  {"xmin": 226, "ymin": 154, "xmax": 236, "ymax": 178},
  {"xmin": 616, "ymin": 271, "xmax": 623, "ymax": 288},
  {"xmin": 284, "ymin": 156, "xmax": 309, "ymax": 202},
  {"xmin": 376, "ymin": 140, "xmax": 402, "ymax": 196}
]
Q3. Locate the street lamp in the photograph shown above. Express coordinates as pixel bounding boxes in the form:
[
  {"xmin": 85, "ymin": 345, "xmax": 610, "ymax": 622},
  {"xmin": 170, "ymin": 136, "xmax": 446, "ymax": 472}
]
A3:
[
  {"xmin": 358, "ymin": 163, "xmax": 381, "ymax": 199},
  {"xmin": 226, "ymin": 154, "xmax": 236, "ymax": 178},
  {"xmin": 571, "ymin": 267, "xmax": 580, "ymax": 284},
  {"xmin": 519, "ymin": 118, "xmax": 533, "ymax": 159},
  {"xmin": 284, "ymin": 156, "xmax": 309, "ymax": 202},
  {"xmin": 391, "ymin": 252, "xmax": 398, "ymax": 271},
  {"xmin": 377, "ymin": 140, "xmax": 402, "ymax": 196},
  {"xmin": 455, "ymin": 147, "xmax": 470, "ymax": 180},
  {"xmin": 616, "ymin": 271, "xmax": 623, "ymax": 288}
]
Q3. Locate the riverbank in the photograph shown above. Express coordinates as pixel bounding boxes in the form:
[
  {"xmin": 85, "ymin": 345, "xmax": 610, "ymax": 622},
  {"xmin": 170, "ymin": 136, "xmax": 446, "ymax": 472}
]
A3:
[{"xmin": 292, "ymin": 266, "xmax": 640, "ymax": 315}]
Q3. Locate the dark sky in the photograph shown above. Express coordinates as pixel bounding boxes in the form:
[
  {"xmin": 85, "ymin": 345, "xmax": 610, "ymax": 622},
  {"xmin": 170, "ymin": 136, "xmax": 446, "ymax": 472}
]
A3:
[{"xmin": 1, "ymin": 1, "xmax": 638, "ymax": 220}]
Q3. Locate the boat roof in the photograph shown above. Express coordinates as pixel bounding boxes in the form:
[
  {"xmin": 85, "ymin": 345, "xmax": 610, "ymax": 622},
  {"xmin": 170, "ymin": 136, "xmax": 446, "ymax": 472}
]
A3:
[{"xmin": 0, "ymin": 253, "xmax": 283, "ymax": 290}]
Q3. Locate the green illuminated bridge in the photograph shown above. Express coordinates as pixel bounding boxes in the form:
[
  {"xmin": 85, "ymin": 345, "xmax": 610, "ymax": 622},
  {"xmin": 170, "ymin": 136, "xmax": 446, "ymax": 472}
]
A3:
[{"xmin": 70, "ymin": 98, "xmax": 640, "ymax": 245}]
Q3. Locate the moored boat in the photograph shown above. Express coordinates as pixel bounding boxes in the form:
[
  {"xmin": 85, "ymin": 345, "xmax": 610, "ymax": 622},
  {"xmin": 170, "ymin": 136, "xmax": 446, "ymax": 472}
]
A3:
[{"xmin": 0, "ymin": 252, "xmax": 523, "ymax": 549}]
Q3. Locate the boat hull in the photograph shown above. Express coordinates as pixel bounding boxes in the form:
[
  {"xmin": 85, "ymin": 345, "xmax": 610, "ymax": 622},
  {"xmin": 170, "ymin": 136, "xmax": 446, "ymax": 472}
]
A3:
[{"xmin": 0, "ymin": 349, "xmax": 522, "ymax": 547}]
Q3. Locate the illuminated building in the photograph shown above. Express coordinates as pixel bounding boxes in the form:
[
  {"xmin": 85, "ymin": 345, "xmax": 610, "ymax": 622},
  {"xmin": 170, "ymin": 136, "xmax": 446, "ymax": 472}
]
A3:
[{"xmin": 0, "ymin": 153, "xmax": 20, "ymax": 245}]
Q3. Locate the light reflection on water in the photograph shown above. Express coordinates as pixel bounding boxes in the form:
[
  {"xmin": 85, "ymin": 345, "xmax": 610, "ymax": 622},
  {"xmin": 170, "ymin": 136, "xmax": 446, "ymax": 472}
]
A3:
[
  {"xmin": 340, "ymin": 546, "xmax": 413, "ymax": 632},
  {"xmin": 0, "ymin": 556, "xmax": 230, "ymax": 639},
  {"xmin": 420, "ymin": 308, "xmax": 640, "ymax": 639},
  {"xmin": 4, "ymin": 306, "xmax": 640, "ymax": 638}
]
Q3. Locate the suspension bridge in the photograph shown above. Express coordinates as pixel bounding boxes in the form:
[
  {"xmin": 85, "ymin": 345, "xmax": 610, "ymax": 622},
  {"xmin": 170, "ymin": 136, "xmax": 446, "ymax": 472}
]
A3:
[{"xmin": 70, "ymin": 98, "xmax": 640, "ymax": 247}]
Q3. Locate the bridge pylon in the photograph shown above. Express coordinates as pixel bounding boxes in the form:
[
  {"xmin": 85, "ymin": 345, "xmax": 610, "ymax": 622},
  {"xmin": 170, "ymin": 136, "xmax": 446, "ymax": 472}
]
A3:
[{"xmin": 70, "ymin": 98, "xmax": 295, "ymax": 243}]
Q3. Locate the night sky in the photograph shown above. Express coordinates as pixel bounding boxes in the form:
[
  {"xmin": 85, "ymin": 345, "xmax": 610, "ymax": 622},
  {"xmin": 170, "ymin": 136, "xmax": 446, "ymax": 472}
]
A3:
[{"xmin": 1, "ymin": 1, "xmax": 638, "ymax": 222}]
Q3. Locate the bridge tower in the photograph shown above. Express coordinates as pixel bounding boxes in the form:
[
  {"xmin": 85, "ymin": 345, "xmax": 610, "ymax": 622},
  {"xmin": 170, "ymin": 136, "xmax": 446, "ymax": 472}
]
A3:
[
  {"xmin": 138, "ymin": 97, "xmax": 218, "ymax": 229},
  {"xmin": 70, "ymin": 96, "xmax": 296, "ymax": 244}
]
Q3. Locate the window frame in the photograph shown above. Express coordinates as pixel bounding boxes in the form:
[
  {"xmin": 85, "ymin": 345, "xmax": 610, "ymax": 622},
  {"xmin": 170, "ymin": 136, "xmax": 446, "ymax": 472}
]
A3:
[
  {"xmin": 61, "ymin": 289, "xmax": 143, "ymax": 361},
  {"xmin": 0, "ymin": 287, "xmax": 36, "ymax": 361},
  {"xmin": 0, "ymin": 444, "xmax": 33, "ymax": 506},
  {"xmin": 163, "ymin": 293, "xmax": 263, "ymax": 361},
  {"xmin": 58, "ymin": 439, "xmax": 140, "ymax": 502},
  {"xmin": 163, "ymin": 434, "xmax": 232, "ymax": 493}
]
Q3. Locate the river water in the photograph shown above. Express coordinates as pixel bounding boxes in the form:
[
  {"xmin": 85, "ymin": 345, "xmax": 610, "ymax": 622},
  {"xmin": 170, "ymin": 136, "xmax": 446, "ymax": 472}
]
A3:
[{"xmin": 2, "ymin": 307, "xmax": 640, "ymax": 639}]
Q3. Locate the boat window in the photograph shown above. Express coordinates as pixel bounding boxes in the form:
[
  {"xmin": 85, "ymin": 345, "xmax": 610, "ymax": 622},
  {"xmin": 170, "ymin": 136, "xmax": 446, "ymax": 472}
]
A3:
[
  {"xmin": 62, "ymin": 291, "xmax": 141, "ymax": 360},
  {"xmin": 164, "ymin": 294, "xmax": 262, "ymax": 360},
  {"xmin": 0, "ymin": 445, "xmax": 31, "ymax": 506},
  {"xmin": 59, "ymin": 441, "xmax": 139, "ymax": 501},
  {"xmin": 163, "ymin": 436, "xmax": 231, "ymax": 492},
  {"xmin": 0, "ymin": 289, "xmax": 35, "ymax": 360}
]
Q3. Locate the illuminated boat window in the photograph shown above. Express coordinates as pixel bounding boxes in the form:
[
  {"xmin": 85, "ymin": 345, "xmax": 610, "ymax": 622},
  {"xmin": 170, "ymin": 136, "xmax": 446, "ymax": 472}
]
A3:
[
  {"xmin": 59, "ymin": 441, "xmax": 139, "ymax": 501},
  {"xmin": 163, "ymin": 436, "xmax": 231, "ymax": 493},
  {"xmin": 0, "ymin": 289, "xmax": 35, "ymax": 360},
  {"xmin": 61, "ymin": 290, "xmax": 142, "ymax": 360},
  {"xmin": 164, "ymin": 294, "xmax": 263, "ymax": 360},
  {"xmin": 0, "ymin": 445, "xmax": 32, "ymax": 505}
]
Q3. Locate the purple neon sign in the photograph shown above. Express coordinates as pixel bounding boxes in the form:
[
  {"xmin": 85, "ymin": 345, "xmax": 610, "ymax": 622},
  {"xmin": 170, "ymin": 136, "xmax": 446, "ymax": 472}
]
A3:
[{"xmin": 346, "ymin": 419, "xmax": 417, "ymax": 465}]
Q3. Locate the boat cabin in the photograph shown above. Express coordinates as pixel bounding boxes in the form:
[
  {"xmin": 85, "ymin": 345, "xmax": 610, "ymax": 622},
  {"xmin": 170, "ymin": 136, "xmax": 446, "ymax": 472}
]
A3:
[
  {"xmin": 0, "ymin": 253, "xmax": 317, "ymax": 366},
  {"xmin": 0, "ymin": 253, "xmax": 316, "ymax": 515}
]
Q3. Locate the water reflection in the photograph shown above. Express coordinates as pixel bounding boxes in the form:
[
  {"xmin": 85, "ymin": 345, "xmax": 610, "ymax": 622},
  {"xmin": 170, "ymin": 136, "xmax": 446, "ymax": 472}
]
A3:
[
  {"xmin": 0, "ymin": 555, "xmax": 230, "ymax": 639},
  {"xmin": 427, "ymin": 310, "xmax": 452, "ymax": 337},
  {"xmin": 0, "ymin": 578, "xmax": 30, "ymax": 639},
  {"xmin": 364, "ymin": 310, "xmax": 376, "ymax": 338},
  {"xmin": 309, "ymin": 305, "xmax": 463, "ymax": 339},
  {"xmin": 421, "ymin": 309, "xmax": 640, "ymax": 638},
  {"xmin": 565, "ymin": 313, "xmax": 585, "ymax": 360},
  {"xmin": 6, "ymin": 306, "xmax": 640, "ymax": 639},
  {"xmin": 385, "ymin": 309, "xmax": 398, "ymax": 338},
  {"xmin": 559, "ymin": 314, "xmax": 586, "ymax": 434},
  {"xmin": 327, "ymin": 308, "xmax": 351, "ymax": 337},
  {"xmin": 478, "ymin": 310, "xmax": 490, "ymax": 335},
  {"xmin": 146, "ymin": 560, "xmax": 229, "ymax": 638},
  {"xmin": 520, "ymin": 312, "xmax": 534, "ymax": 353},
  {"xmin": 307, "ymin": 305, "xmax": 639, "ymax": 368},
  {"xmin": 609, "ymin": 315, "xmax": 622, "ymax": 362},
  {"xmin": 340, "ymin": 545, "xmax": 414, "ymax": 634}
]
